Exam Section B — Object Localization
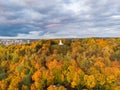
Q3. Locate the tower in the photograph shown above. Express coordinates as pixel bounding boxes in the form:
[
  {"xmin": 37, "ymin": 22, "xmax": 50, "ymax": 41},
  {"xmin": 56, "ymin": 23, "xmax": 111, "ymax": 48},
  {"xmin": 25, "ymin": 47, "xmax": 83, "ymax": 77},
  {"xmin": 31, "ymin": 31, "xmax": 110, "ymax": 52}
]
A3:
[{"xmin": 59, "ymin": 40, "xmax": 63, "ymax": 45}]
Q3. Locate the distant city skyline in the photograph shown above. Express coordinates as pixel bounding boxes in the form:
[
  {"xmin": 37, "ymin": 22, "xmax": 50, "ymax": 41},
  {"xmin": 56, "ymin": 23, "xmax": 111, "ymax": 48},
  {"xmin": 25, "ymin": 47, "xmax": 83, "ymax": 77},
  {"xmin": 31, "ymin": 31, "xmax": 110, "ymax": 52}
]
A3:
[
  {"xmin": 0, "ymin": 0, "xmax": 120, "ymax": 39},
  {"xmin": 0, "ymin": 39, "xmax": 30, "ymax": 45}
]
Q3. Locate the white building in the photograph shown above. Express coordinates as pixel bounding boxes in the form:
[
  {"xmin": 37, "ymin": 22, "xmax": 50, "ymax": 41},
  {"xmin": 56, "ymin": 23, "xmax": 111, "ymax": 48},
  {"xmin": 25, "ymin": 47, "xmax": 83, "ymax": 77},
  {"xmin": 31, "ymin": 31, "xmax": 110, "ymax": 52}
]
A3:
[{"xmin": 59, "ymin": 40, "xmax": 63, "ymax": 45}]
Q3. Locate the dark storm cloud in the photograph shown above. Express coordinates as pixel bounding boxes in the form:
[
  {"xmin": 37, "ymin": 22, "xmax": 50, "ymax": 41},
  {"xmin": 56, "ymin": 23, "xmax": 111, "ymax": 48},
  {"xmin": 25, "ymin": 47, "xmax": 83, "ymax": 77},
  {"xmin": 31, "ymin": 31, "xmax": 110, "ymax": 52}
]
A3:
[{"xmin": 0, "ymin": 0, "xmax": 120, "ymax": 39}]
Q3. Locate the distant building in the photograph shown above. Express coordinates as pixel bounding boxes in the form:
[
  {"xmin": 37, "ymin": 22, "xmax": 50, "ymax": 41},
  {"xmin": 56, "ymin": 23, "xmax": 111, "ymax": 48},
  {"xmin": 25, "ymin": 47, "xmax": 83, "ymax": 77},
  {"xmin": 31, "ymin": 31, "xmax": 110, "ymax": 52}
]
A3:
[
  {"xmin": 27, "ymin": 40, "xmax": 30, "ymax": 44},
  {"xmin": 0, "ymin": 39, "xmax": 32, "ymax": 46},
  {"xmin": 59, "ymin": 40, "xmax": 63, "ymax": 45}
]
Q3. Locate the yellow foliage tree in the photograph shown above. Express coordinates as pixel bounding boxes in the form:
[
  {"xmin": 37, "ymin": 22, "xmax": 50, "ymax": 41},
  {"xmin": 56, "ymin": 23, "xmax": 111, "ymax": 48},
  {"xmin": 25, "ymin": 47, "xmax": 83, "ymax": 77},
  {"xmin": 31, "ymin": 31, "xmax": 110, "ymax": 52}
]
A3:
[{"xmin": 84, "ymin": 75, "xmax": 96, "ymax": 89}]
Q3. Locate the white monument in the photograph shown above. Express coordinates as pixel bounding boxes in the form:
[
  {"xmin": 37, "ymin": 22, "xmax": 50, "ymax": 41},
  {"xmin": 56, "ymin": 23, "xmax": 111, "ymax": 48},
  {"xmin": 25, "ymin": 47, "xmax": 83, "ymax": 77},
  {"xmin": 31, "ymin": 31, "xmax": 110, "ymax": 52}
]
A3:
[{"xmin": 59, "ymin": 40, "xmax": 63, "ymax": 45}]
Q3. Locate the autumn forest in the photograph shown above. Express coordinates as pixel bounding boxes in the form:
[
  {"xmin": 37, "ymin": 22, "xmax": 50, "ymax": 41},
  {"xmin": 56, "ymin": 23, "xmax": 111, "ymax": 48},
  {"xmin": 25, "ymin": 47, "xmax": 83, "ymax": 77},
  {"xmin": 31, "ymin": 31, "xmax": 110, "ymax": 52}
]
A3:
[{"xmin": 0, "ymin": 38, "xmax": 120, "ymax": 90}]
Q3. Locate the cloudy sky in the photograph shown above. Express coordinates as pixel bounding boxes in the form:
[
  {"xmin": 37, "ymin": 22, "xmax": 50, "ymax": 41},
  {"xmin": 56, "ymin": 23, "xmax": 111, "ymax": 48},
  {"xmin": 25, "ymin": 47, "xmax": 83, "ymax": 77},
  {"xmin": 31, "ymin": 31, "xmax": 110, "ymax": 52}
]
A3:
[{"xmin": 0, "ymin": 0, "xmax": 120, "ymax": 39}]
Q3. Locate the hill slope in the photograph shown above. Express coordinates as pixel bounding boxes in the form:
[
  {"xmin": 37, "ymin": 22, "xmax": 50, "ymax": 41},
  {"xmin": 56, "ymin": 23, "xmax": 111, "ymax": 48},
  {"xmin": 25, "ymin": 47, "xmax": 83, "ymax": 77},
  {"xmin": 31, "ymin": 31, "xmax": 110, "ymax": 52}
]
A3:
[{"xmin": 0, "ymin": 38, "xmax": 120, "ymax": 90}]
